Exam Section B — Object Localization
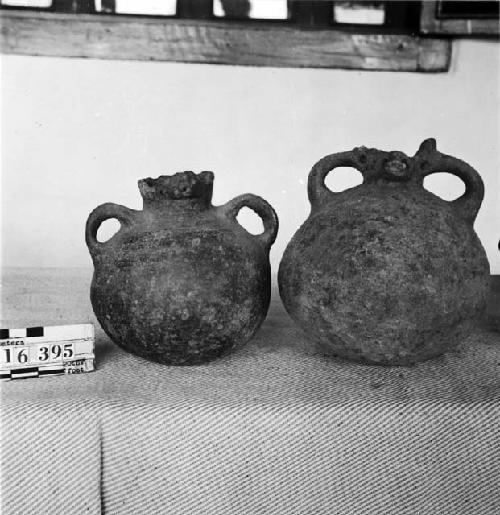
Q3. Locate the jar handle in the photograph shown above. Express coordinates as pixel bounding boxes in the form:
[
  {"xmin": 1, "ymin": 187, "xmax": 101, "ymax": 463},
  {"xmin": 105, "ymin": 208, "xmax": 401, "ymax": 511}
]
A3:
[
  {"xmin": 85, "ymin": 203, "xmax": 138, "ymax": 259},
  {"xmin": 221, "ymin": 194, "xmax": 279, "ymax": 251},
  {"xmin": 416, "ymin": 138, "xmax": 484, "ymax": 224},
  {"xmin": 308, "ymin": 151, "xmax": 362, "ymax": 210}
]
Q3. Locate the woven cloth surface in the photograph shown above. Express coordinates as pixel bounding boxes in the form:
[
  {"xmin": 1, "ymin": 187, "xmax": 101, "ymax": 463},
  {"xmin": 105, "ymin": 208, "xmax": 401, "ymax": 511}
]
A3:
[{"xmin": 1, "ymin": 267, "xmax": 500, "ymax": 515}]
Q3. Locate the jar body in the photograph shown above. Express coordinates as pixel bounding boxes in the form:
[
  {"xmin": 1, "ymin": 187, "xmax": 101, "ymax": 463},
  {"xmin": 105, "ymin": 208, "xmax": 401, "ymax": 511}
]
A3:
[
  {"xmin": 86, "ymin": 172, "xmax": 278, "ymax": 365},
  {"xmin": 278, "ymin": 141, "xmax": 490, "ymax": 366}
]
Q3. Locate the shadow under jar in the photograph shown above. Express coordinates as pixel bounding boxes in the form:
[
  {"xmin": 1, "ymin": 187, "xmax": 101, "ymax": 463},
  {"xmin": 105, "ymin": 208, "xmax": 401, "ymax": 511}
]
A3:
[
  {"xmin": 86, "ymin": 171, "xmax": 278, "ymax": 365},
  {"xmin": 278, "ymin": 139, "xmax": 490, "ymax": 366}
]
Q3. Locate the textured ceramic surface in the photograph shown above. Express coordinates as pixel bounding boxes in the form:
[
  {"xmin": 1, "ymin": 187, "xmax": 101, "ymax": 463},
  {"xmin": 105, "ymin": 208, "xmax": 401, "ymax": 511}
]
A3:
[
  {"xmin": 86, "ymin": 171, "xmax": 278, "ymax": 365},
  {"xmin": 278, "ymin": 139, "xmax": 490, "ymax": 366}
]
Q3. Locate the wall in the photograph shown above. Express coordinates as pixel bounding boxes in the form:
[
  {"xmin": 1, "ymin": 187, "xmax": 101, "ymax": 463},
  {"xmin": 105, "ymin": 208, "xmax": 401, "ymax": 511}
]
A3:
[{"xmin": 1, "ymin": 39, "xmax": 499, "ymax": 273}]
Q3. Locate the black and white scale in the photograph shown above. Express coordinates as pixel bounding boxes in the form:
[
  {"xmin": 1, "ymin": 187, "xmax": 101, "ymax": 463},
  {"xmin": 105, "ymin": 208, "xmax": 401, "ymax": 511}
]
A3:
[{"xmin": 0, "ymin": 324, "xmax": 95, "ymax": 380}]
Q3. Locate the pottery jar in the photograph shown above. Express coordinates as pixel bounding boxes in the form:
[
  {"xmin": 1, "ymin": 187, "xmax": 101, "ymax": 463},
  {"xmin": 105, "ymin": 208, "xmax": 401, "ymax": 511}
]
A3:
[
  {"xmin": 278, "ymin": 139, "xmax": 490, "ymax": 366},
  {"xmin": 86, "ymin": 171, "xmax": 278, "ymax": 365}
]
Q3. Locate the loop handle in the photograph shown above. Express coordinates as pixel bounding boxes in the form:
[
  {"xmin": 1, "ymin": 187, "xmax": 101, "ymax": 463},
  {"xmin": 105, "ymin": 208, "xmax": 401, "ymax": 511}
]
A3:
[
  {"xmin": 85, "ymin": 203, "xmax": 137, "ymax": 259},
  {"xmin": 416, "ymin": 140, "xmax": 484, "ymax": 224},
  {"xmin": 308, "ymin": 151, "xmax": 362, "ymax": 209},
  {"xmin": 221, "ymin": 194, "xmax": 278, "ymax": 251}
]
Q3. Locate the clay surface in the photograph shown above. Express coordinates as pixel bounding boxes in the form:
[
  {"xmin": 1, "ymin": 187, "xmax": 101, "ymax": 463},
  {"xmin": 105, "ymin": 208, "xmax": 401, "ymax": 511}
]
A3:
[
  {"xmin": 86, "ymin": 171, "xmax": 278, "ymax": 365},
  {"xmin": 279, "ymin": 139, "xmax": 490, "ymax": 366}
]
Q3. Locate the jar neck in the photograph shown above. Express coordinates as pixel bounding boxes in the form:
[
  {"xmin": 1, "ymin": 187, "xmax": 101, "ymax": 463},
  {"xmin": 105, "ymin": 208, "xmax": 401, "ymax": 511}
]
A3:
[
  {"xmin": 138, "ymin": 171, "xmax": 214, "ymax": 217},
  {"xmin": 143, "ymin": 197, "xmax": 212, "ymax": 215}
]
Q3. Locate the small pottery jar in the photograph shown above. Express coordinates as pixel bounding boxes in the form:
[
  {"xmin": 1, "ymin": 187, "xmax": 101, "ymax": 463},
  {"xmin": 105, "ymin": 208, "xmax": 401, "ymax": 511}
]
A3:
[
  {"xmin": 86, "ymin": 171, "xmax": 278, "ymax": 365},
  {"xmin": 278, "ymin": 139, "xmax": 490, "ymax": 366}
]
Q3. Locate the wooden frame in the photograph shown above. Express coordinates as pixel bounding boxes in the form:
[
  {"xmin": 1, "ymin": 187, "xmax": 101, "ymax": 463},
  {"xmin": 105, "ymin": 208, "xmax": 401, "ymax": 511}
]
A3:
[
  {"xmin": 420, "ymin": 0, "xmax": 500, "ymax": 36},
  {"xmin": 0, "ymin": 9, "xmax": 451, "ymax": 71}
]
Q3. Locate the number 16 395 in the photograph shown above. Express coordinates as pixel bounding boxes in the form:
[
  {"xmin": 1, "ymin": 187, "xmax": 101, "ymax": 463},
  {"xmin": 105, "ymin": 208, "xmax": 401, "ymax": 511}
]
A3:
[{"xmin": 0, "ymin": 343, "xmax": 74, "ymax": 365}]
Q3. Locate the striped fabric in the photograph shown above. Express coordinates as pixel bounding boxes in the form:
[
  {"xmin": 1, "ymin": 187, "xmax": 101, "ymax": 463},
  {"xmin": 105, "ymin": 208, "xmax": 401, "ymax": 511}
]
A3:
[{"xmin": 1, "ymin": 268, "xmax": 500, "ymax": 514}]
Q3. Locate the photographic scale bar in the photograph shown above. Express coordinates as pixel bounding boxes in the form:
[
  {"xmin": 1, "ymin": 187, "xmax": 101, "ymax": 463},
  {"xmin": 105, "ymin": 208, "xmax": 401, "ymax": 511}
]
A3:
[
  {"xmin": 1, "ymin": 358, "xmax": 95, "ymax": 380},
  {"xmin": 0, "ymin": 323, "xmax": 94, "ymax": 343},
  {"xmin": 1, "ymin": 324, "xmax": 95, "ymax": 380}
]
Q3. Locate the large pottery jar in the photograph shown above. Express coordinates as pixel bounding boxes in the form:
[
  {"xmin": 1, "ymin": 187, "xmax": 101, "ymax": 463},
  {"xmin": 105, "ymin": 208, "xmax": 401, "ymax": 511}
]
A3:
[
  {"xmin": 278, "ymin": 139, "xmax": 490, "ymax": 366},
  {"xmin": 86, "ymin": 171, "xmax": 278, "ymax": 365}
]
